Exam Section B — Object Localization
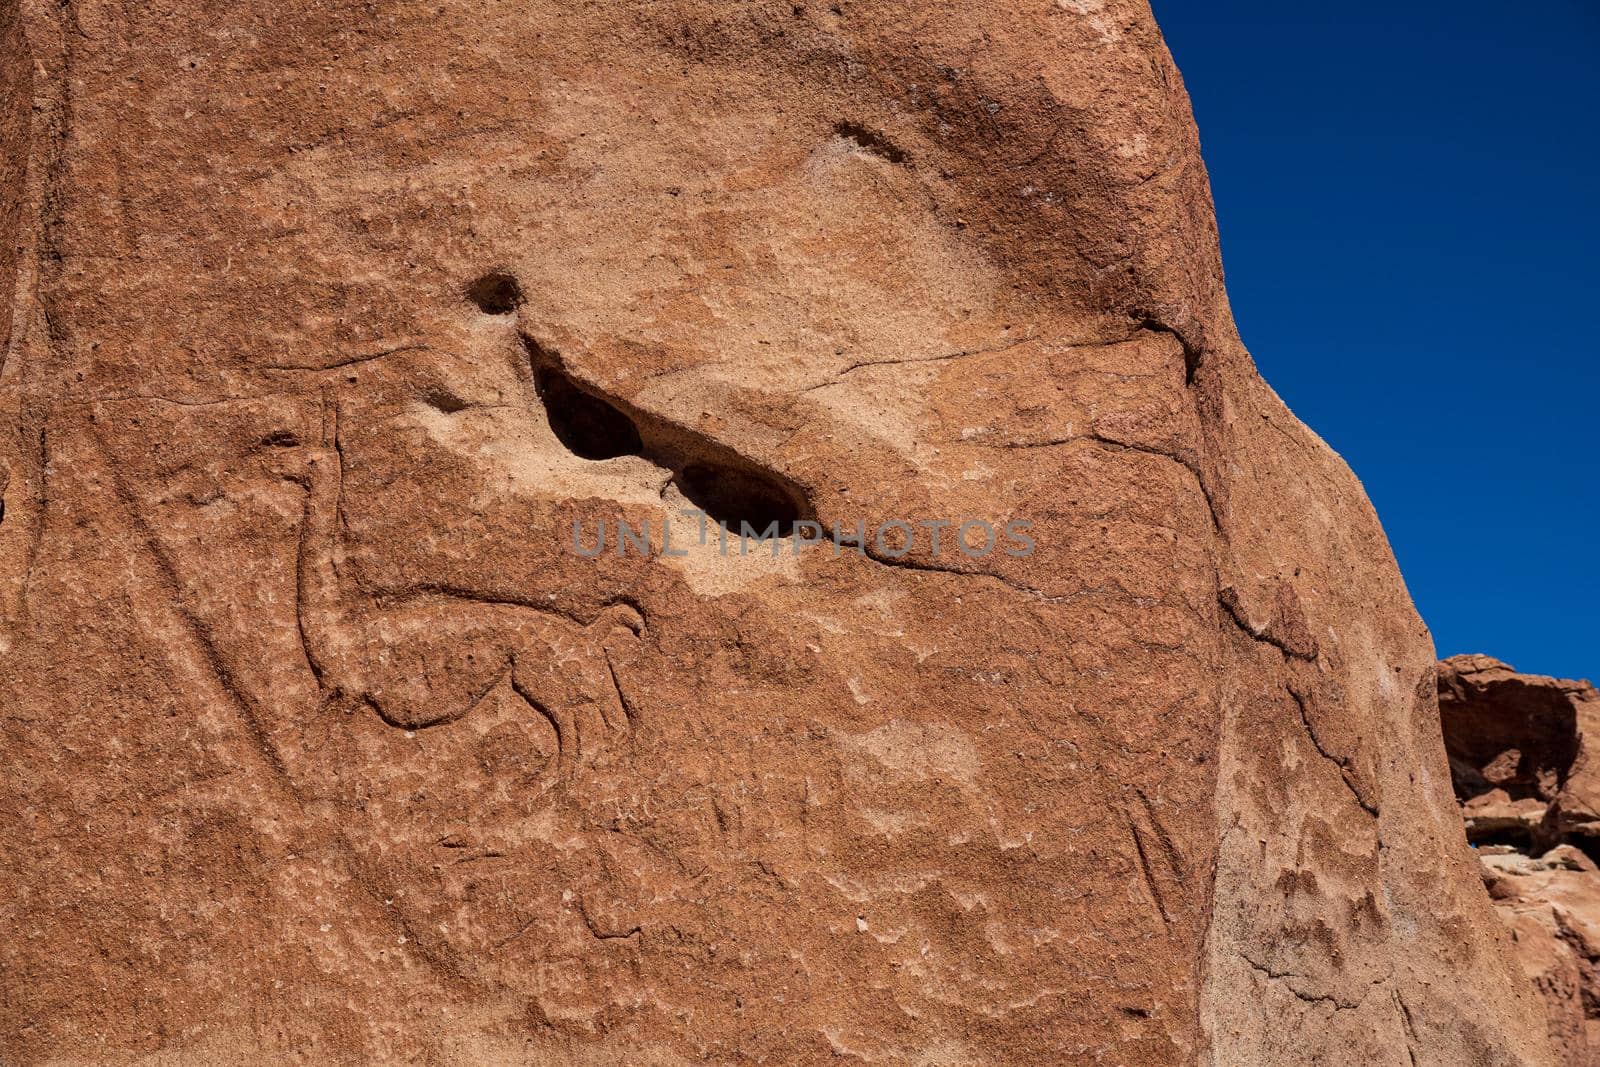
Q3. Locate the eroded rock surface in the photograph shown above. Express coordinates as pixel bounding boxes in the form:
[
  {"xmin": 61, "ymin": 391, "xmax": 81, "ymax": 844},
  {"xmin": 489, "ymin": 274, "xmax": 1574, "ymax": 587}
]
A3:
[
  {"xmin": 1438, "ymin": 655, "xmax": 1600, "ymax": 1064},
  {"xmin": 1481, "ymin": 846, "xmax": 1600, "ymax": 1066},
  {"xmin": 0, "ymin": 1, "xmax": 1549, "ymax": 1063},
  {"xmin": 1441, "ymin": 654, "xmax": 1600, "ymax": 855}
]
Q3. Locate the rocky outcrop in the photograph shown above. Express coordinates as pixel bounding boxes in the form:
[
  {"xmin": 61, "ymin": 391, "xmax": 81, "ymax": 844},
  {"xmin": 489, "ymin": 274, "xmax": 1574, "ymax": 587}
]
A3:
[
  {"xmin": 1482, "ymin": 846, "xmax": 1600, "ymax": 1066},
  {"xmin": 1441, "ymin": 655, "xmax": 1600, "ymax": 854},
  {"xmin": 1438, "ymin": 656, "xmax": 1600, "ymax": 1064},
  {"xmin": 0, "ymin": 1, "xmax": 1549, "ymax": 1063}
]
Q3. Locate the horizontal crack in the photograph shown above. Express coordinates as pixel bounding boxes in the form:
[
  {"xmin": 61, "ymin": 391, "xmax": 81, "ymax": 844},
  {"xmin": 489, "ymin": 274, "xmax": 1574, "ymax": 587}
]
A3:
[
  {"xmin": 799, "ymin": 334, "xmax": 1038, "ymax": 392},
  {"xmin": 575, "ymin": 898, "xmax": 642, "ymax": 942},
  {"xmin": 797, "ymin": 324, "xmax": 1185, "ymax": 396},
  {"xmin": 994, "ymin": 432, "xmax": 1224, "ymax": 535},
  {"xmin": 1239, "ymin": 952, "xmax": 1390, "ymax": 1012},
  {"xmin": 263, "ymin": 343, "xmax": 429, "ymax": 372}
]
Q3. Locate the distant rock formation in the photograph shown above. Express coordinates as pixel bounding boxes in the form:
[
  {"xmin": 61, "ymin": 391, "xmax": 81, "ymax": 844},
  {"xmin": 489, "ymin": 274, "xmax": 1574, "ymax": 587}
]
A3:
[
  {"xmin": 1440, "ymin": 655, "xmax": 1600, "ymax": 1064},
  {"xmin": 1441, "ymin": 655, "xmax": 1600, "ymax": 854}
]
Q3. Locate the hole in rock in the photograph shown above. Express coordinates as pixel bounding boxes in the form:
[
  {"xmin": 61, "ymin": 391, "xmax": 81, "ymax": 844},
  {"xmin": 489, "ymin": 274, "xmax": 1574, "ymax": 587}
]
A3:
[
  {"xmin": 536, "ymin": 366, "xmax": 643, "ymax": 461},
  {"xmin": 422, "ymin": 387, "xmax": 469, "ymax": 414},
  {"xmin": 675, "ymin": 462, "xmax": 804, "ymax": 537},
  {"xmin": 1467, "ymin": 824, "xmax": 1535, "ymax": 852},
  {"xmin": 521, "ymin": 332, "xmax": 818, "ymax": 539},
  {"xmin": 833, "ymin": 121, "xmax": 907, "ymax": 164},
  {"xmin": 465, "ymin": 271, "xmax": 523, "ymax": 315},
  {"xmin": 1572, "ymin": 835, "xmax": 1600, "ymax": 869}
]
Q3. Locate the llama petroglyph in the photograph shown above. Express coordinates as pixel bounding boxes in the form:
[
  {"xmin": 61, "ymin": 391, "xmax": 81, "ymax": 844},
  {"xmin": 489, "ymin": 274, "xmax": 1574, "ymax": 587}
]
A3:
[{"xmin": 294, "ymin": 400, "xmax": 643, "ymax": 760}]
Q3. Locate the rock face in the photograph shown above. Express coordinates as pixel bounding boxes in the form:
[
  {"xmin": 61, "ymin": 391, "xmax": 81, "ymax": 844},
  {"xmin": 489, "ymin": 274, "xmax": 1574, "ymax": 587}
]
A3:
[
  {"xmin": 1438, "ymin": 656, "xmax": 1600, "ymax": 1064},
  {"xmin": 0, "ymin": 2, "xmax": 1549, "ymax": 1064}
]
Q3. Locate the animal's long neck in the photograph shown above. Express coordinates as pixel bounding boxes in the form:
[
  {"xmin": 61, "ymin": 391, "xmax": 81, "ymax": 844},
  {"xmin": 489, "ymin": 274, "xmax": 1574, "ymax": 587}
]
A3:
[{"xmin": 296, "ymin": 399, "xmax": 349, "ymax": 680}]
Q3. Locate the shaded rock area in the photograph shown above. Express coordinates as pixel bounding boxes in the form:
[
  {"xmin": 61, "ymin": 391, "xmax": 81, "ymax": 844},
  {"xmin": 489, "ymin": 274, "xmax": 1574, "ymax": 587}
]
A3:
[
  {"xmin": 0, "ymin": 1, "xmax": 1552, "ymax": 1063},
  {"xmin": 1439, "ymin": 655, "xmax": 1600, "ymax": 1065},
  {"xmin": 1442, "ymin": 654, "xmax": 1600, "ymax": 856}
]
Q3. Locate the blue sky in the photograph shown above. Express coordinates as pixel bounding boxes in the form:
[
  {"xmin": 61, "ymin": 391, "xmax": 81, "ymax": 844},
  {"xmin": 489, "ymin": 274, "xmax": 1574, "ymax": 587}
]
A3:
[{"xmin": 1152, "ymin": 1, "xmax": 1599, "ymax": 682}]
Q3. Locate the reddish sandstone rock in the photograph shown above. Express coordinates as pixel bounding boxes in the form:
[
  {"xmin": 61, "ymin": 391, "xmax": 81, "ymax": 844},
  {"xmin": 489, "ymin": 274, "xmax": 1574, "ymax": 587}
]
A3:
[
  {"xmin": 1439, "ymin": 655, "xmax": 1600, "ymax": 1064},
  {"xmin": 1440, "ymin": 654, "xmax": 1600, "ymax": 852},
  {"xmin": 0, "ymin": 1, "xmax": 1549, "ymax": 1064},
  {"xmin": 1480, "ymin": 846, "xmax": 1600, "ymax": 1066}
]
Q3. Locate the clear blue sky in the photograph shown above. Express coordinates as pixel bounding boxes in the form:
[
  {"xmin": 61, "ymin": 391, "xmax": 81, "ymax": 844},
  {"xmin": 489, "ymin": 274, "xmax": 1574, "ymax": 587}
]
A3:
[{"xmin": 1152, "ymin": 1, "xmax": 1599, "ymax": 682}]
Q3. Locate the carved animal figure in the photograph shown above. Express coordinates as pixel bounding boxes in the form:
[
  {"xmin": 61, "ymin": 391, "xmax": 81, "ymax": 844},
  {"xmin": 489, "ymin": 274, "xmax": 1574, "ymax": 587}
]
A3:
[{"xmin": 293, "ymin": 426, "xmax": 640, "ymax": 762}]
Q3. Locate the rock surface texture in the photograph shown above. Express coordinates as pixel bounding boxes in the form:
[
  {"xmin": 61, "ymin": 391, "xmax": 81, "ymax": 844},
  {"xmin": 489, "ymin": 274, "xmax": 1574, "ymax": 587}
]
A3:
[
  {"xmin": 0, "ymin": 1, "xmax": 1551, "ymax": 1064},
  {"xmin": 1438, "ymin": 655, "xmax": 1600, "ymax": 1065}
]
